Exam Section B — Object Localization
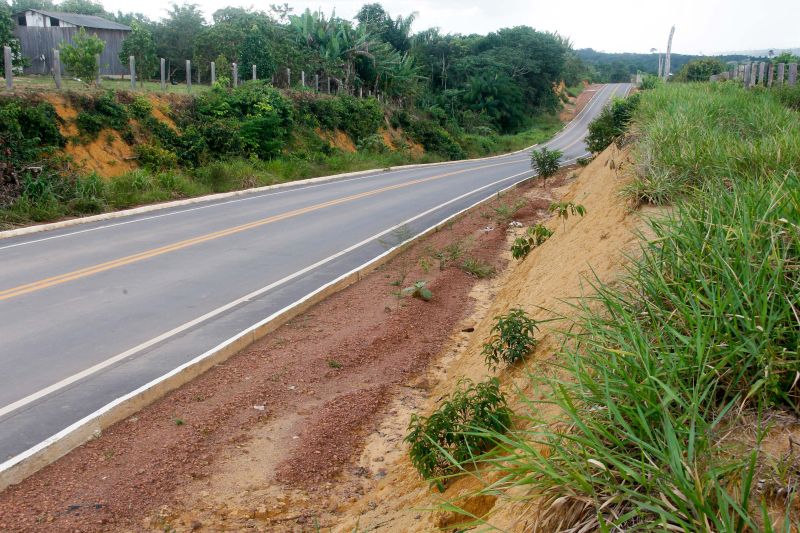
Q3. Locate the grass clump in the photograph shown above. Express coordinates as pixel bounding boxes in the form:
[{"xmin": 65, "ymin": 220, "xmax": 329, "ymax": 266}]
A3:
[
  {"xmin": 405, "ymin": 378, "xmax": 512, "ymax": 490},
  {"xmin": 460, "ymin": 257, "xmax": 495, "ymax": 279},
  {"xmin": 628, "ymin": 82, "xmax": 800, "ymax": 205},
  {"xmin": 481, "ymin": 308, "xmax": 539, "ymax": 370}
]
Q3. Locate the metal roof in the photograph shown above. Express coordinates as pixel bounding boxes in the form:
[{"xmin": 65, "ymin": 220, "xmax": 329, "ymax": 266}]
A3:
[{"xmin": 14, "ymin": 10, "xmax": 131, "ymax": 31}]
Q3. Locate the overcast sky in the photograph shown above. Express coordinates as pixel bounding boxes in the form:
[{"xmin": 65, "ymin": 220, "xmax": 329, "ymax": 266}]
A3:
[{"xmin": 102, "ymin": 0, "xmax": 798, "ymax": 55}]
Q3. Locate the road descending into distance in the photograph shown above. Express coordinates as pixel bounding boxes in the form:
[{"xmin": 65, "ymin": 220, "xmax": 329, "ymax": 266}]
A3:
[{"xmin": 0, "ymin": 83, "xmax": 630, "ymax": 463}]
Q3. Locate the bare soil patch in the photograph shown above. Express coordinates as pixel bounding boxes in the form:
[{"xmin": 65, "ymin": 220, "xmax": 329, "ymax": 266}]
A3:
[{"xmin": 0, "ymin": 171, "xmax": 573, "ymax": 532}]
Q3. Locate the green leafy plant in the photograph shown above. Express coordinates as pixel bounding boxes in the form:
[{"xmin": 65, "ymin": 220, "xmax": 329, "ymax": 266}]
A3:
[
  {"xmin": 405, "ymin": 378, "xmax": 512, "ymax": 489},
  {"xmin": 482, "ymin": 308, "xmax": 539, "ymax": 369},
  {"xmin": 530, "ymin": 146, "xmax": 562, "ymax": 186},
  {"xmin": 548, "ymin": 201, "xmax": 586, "ymax": 229},
  {"xmin": 492, "ymin": 198, "xmax": 526, "ymax": 222},
  {"xmin": 402, "ymin": 280, "xmax": 433, "ymax": 301},
  {"xmin": 60, "ymin": 27, "xmax": 105, "ymax": 84},
  {"xmin": 510, "ymin": 223, "xmax": 553, "ymax": 259},
  {"xmin": 327, "ymin": 359, "xmax": 342, "ymax": 369}
]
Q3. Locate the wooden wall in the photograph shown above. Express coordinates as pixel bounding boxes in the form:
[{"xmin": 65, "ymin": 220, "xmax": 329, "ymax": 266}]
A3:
[{"xmin": 12, "ymin": 26, "xmax": 129, "ymax": 76}]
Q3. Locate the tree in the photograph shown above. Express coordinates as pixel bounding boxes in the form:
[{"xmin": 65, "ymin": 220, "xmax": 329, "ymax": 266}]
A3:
[
  {"xmin": 60, "ymin": 27, "xmax": 104, "ymax": 83},
  {"xmin": 530, "ymin": 147, "xmax": 562, "ymax": 187},
  {"xmin": 0, "ymin": 0, "xmax": 25, "ymax": 70},
  {"xmin": 675, "ymin": 58, "xmax": 725, "ymax": 82},
  {"xmin": 10, "ymin": 0, "xmax": 54, "ymax": 12},
  {"xmin": 119, "ymin": 21, "xmax": 156, "ymax": 85},
  {"xmin": 772, "ymin": 51, "xmax": 800, "ymax": 65},
  {"xmin": 57, "ymin": 0, "xmax": 110, "ymax": 17},
  {"xmin": 155, "ymin": 3, "xmax": 206, "ymax": 82}
]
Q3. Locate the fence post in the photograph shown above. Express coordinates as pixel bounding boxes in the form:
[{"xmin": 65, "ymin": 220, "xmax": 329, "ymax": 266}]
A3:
[
  {"xmin": 210, "ymin": 61, "xmax": 215, "ymax": 85},
  {"xmin": 232, "ymin": 63, "xmax": 238, "ymax": 87},
  {"xmin": 359, "ymin": 86, "xmax": 362, "ymax": 98},
  {"xmin": 315, "ymin": 73, "xmax": 319, "ymax": 91},
  {"xmin": 160, "ymin": 58, "xmax": 166, "ymax": 90},
  {"xmin": 301, "ymin": 70, "xmax": 305, "ymax": 87},
  {"xmin": 757, "ymin": 62, "xmax": 765, "ymax": 85},
  {"xmin": 768, "ymin": 63, "xmax": 774, "ymax": 87},
  {"xmin": 52, "ymin": 49, "xmax": 62, "ymax": 89},
  {"xmin": 789, "ymin": 63, "xmax": 798, "ymax": 86},
  {"xmin": 777, "ymin": 63, "xmax": 785, "ymax": 85},
  {"xmin": 95, "ymin": 54, "xmax": 101, "ymax": 85},
  {"xmin": 252, "ymin": 64, "xmax": 256, "ymax": 81},
  {"xmin": 129, "ymin": 56, "xmax": 136, "ymax": 89},
  {"xmin": 186, "ymin": 60, "xmax": 191, "ymax": 92},
  {"xmin": 327, "ymin": 77, "xmax": 331, "ymax": 93},
  {"xmin": 749, "ymin": 62, "xmax": 757, "ymax": 87},
  {"xmin": 3, "ymin": 46, "xmax": 11, "ymax": 90},
  {"xmin": 743, "ymin": 63, "xmax": 751, "ymax": 88},
  {"xmin": 286, "ymin": 68, "xmax": 291, "ymax": 87}
]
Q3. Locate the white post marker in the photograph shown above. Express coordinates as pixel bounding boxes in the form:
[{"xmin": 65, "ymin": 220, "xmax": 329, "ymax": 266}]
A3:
[
  {"xmin": 129, "ymin": 55, "xmax": 136, "ymax": 89},
  {"xmin": 232, "ymin": 63, "xmax": 238, "ymax": 87},
  {"xmin": 186, "ymin": 60, "xmax": 191, "ymax": 92},
  {"xmin": 210, "ymin": 61, "xmax": 215, "ymax": 85},
  {"xmin": 252, "ymin": 64, "xmax": 256, "ymax": 81},
  {"xmin": 3, "ymin": 46, "xmax": 12, "ymax": 90},
  {"xmin": 52, "ymin": 49, "xmax": 62, "ymax": 89},
  {"xmin": 160, "ymin": 58, "xmax": 166, "ymax": 90}
]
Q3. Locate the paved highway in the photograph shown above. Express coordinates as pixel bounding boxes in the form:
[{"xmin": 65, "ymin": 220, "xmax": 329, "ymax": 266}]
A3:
[{"xmin": 0, "ymin": 83, "xmax": 630, "ymax": 462}]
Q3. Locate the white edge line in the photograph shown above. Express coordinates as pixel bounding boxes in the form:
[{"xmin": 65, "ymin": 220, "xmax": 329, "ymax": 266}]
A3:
[
  {"xmin": 0, "ymin": 84, "xmax": 617, "ymax": 243},
  {"xmin": 0, "ymin": 154, "xmax": 586, "ymax": 480}
]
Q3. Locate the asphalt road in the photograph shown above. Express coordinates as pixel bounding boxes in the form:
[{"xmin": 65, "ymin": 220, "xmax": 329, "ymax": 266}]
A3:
[{"xmin": 0, "ymin": 83, "xmax": 630, "ymax": 462}]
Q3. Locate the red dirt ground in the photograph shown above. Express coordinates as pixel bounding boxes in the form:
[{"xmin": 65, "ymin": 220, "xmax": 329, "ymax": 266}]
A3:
[{"xmin": 0, "ymin": 174, "xmax": 572, "ymax": 532}]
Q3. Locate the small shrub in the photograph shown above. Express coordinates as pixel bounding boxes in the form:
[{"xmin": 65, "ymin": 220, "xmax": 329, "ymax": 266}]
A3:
[
  {"xmin": 530, "ymin": 147, "xmax": 562, "ymax": 186},
  {"xmin": 129, "ymin": 96, "xmax": 153, "ymax": 119},
  {"xmin": 460, "ymin": 257, "xmax": 495, "ymax": 278},
  {"xmin": 135, "ymin": 144, "xmax": 179, "ymax": 171},
  {"xmin": 585, "ymin": 93, "xmax": 640, "ymax": 153},
  {"xmin": 510, "ymin": 224, "xmax": 553, "ymax": 259},
  {"xmin": 405, "ymin": 378, "xmax": 512, "ymax": 488},
  {"xmin": 327, "ymin": 359, "xmax": 342, "ymax": 369},
  {"xmin": 576, "ymin": 155, "xmax": 593, "ymax": 167},
  {"xmin": 60, "ymin": 27, "xmax": 104, "ymax": 83},
  {"xmin": 76, "ymin": 111, "xmax": 104, "ymax": 138},
  {"xmin": 492, "ymin": 198, "xmax": 526, "ymax": 222},
  {"xmin": 482, "ymin": 308, "xmax": 539, "ymax": 369},
  {"xmin": 548, "ymin": 201, "xmax": 586, "ymax": 228},
  {"xmin": 402, "ymin": 280, "xmax": 432, "ymax": 301}
]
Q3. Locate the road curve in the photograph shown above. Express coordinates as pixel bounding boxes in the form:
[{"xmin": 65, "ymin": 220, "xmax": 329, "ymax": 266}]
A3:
[{"xmin": 0, "ymin": 83, "xmax": 631, "ymax": 462}]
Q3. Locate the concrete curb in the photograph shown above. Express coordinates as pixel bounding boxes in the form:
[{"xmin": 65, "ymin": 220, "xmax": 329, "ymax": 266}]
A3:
[
  {"xmin": 0, "ymin": 167, "xmax": 547, "ymax": 492},
  {"xmin": 0, "ymin": 85, "xmax": 610, "ymax": 241}
]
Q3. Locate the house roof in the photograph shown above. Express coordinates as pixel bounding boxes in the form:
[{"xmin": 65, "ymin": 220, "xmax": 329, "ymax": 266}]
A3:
[{"xmin": 14, "ymin": 10, "xmax": 131, "ymax": 31}]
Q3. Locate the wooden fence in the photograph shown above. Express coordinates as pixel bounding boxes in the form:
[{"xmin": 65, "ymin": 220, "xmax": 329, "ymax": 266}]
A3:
[
  {"xmin": 711, "ymin": 61, "xmax": 798, "ymax": 88},
  {"xmin": 12, "ymin": 26, "xmax": 128, "ymax": 76}
]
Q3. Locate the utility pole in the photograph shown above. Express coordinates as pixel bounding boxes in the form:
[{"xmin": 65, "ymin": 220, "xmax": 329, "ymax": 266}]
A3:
[{"xmin": 663, "ymin": 26, "xmax": 675, "ymax": 82}]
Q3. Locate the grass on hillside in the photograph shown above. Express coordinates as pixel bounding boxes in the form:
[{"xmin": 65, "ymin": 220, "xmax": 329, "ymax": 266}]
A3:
[
  {"xmin": 9, "ymin": 75, "xmax": 212, "ymax": 94},
  {"xmin": 438, "ymin": 83, "xmax": 800, "ymax": 530},
  {"xmin": 459, "ymin": 114, "xmax": 562, "ymax": 158},
  {"xmin": 0, "ymin": 149, "xmax": 444, "ymax": 228},
  {"xmin": 623, "ymin": 82, "xmax": 800, "ymax": 205}
]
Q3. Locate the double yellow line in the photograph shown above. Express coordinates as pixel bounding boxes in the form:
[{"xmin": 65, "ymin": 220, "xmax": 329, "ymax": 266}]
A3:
[{"xmin": 0, "ymin": 160, "xmax": 515, "ymax": 302}]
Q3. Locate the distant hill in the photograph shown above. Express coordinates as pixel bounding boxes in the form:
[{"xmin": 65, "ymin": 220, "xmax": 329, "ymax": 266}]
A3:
[
  {"xmin": 721, "ymin": 47, "xmax": 800, "ymax": 58},
  {"xmin": 577, "ymin": 49, "xmax": 753, "ymax": 82}
]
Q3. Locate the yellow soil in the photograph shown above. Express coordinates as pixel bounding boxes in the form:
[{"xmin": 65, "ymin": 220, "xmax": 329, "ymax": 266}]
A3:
[
  {"xmin": 331, "ymin": 143, "xmax": 657, "ymax": 531},
  {"xmin": 315, "ymin": 128, "xmax": 357, "ymax": 153},
  {"xmin": 40, "ymin": 94, "xmax": 78, "ymax": 137},
  {"xmin": 381, "ymin": 129, "xmax": 396, "ymax": 150},
  {"xmin": 146, "ymin": 94, "xmax": 179, "ymax": 132},
  {"xmin": 64, "ymin": 130, "xmax": 137, "ymax": 178}
]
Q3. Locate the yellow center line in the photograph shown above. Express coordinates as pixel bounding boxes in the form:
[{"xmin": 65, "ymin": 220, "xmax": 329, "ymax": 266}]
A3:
[{"xmin": 0, "ymin": 159, "xmax": 518, "ymax": 302}]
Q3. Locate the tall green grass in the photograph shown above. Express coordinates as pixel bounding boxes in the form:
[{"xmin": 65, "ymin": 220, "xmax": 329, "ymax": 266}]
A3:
[
  {"xmin": 625, "ymin": 82, "xmax": 800, "ymax": 205},
  {"xmin": 442, "ymin": 84, "xmax": 800, "ymax": 530}
]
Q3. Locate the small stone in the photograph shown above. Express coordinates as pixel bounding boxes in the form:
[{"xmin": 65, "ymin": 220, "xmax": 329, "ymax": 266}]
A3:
[
  {"xmin": 253, "ymin": 405, "xmax": 265, "ymax": 411},
  {"xmin": 191, "ymin": 520, "xmax": 202, "ymax": 530}
]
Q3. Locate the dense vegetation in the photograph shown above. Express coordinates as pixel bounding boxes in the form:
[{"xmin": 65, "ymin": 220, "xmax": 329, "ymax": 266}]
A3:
[{"xmin": 439, "ymin": 82, "xmax": 800, "ymax": 530}]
